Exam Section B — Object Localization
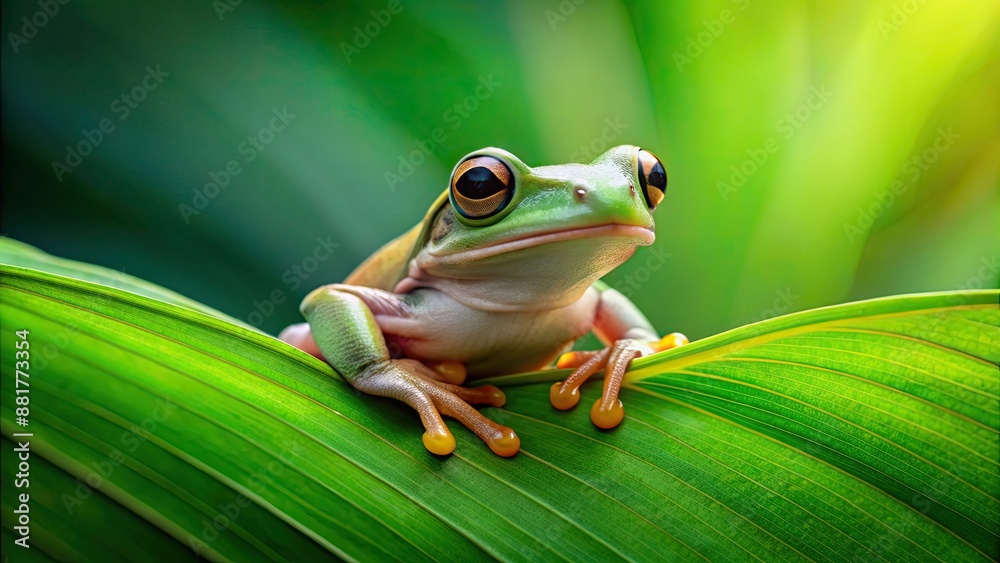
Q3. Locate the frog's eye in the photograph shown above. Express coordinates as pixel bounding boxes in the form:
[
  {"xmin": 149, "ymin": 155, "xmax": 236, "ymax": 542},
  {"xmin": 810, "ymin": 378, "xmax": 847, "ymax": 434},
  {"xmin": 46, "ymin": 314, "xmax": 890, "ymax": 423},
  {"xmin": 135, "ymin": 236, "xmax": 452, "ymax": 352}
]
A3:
[
  {"xmin": 636, "ymin": 148, "xmax": 667, "ymax": 210},
  {"xmin": 450, "ymin": 156, "xmax": 514, "ymax": 220}
]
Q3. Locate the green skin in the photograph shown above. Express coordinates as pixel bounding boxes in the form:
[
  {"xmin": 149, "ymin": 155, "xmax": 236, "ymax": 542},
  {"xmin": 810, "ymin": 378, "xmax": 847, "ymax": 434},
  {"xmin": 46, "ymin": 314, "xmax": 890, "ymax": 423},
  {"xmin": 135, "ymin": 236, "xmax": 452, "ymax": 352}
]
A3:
[{"xmin": 280, "ymin": 145, "xmax": 674, "ymax": 457}]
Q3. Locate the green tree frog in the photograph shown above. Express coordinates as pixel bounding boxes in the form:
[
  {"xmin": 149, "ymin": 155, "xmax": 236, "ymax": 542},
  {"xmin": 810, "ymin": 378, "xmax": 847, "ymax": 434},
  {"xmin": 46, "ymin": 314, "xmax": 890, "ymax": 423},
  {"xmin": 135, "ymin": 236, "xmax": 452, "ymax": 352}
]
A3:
[{"xmin": 280, "ymin": 145, "xmax": 686, "ymax": 457}]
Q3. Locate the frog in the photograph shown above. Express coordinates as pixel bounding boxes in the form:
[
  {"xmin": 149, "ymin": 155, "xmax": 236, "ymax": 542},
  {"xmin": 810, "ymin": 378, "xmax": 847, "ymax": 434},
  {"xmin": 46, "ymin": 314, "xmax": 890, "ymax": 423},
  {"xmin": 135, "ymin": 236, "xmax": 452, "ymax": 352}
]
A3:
[{"xmin": 279, "ymin": 145, "xmax": 687, "ymax": 457}]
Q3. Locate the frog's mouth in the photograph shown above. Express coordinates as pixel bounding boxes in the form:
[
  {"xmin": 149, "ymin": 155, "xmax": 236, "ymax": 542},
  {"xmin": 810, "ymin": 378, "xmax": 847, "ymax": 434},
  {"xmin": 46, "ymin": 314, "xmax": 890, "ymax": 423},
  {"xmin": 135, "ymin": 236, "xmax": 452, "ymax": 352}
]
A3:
[{"xmin": 427, "ymin": 223, "xmax": 654, "ymax": 265}]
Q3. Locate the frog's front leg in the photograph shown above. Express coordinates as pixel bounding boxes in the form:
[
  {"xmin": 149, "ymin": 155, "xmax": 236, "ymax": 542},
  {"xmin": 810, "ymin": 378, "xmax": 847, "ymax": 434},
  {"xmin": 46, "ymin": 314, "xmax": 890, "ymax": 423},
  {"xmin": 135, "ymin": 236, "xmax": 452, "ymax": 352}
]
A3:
[
  {"xmin": 550, "ymin": 285, "xmax": 688, "ymax": 428},
  {"xmin": 289, "ymin": 284, "xmax": 519, "ymax": 457}
]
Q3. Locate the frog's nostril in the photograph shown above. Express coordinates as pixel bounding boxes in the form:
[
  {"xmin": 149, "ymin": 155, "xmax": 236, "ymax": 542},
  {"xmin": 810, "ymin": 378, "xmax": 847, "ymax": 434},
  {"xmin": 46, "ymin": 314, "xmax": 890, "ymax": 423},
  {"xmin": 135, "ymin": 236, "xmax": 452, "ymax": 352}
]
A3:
[{"xmin": 574, "ymin": 186, "xmax": 588, "ymax": 202}]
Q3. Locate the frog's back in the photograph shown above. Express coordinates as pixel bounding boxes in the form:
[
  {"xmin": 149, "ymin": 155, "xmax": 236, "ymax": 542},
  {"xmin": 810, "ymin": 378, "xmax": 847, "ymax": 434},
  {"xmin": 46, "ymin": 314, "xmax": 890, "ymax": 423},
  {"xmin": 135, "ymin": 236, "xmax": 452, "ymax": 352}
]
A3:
[
  {"xmin": 343, "ymin": 223, "xmax": 421, "ymax": 291},
  {"xmin": 345, "ymin": 190, "xmax": 449, "ymax": 292}
]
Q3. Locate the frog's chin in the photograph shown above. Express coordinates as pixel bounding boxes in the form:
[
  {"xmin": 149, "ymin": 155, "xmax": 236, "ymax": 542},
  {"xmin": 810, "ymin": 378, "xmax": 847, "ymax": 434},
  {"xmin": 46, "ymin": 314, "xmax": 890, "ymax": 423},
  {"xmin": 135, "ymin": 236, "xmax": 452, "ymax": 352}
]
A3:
[
  {"xmin": 426, "ymin": 223, "xmax": 654, "ymax": 265},
  {"xmin": 400, "ymin": 224, "xmax": 654, "ymax": 312}
]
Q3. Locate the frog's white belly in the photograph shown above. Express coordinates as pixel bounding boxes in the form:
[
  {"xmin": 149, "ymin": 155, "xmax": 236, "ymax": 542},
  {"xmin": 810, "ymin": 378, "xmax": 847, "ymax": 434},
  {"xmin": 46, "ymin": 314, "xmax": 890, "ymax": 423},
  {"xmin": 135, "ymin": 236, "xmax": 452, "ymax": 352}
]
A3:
[{"xmin": 374, "ymin": 287, "xmax": 600, "ymax": 377}]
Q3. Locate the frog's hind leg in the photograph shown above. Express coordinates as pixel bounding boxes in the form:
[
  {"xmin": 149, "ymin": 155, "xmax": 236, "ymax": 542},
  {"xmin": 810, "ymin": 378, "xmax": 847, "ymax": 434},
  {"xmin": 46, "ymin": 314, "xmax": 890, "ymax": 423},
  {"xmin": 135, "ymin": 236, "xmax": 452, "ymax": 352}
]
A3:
[{"xmin": 300, "ymin": 285, "xmax": 520, "ymax": 457}]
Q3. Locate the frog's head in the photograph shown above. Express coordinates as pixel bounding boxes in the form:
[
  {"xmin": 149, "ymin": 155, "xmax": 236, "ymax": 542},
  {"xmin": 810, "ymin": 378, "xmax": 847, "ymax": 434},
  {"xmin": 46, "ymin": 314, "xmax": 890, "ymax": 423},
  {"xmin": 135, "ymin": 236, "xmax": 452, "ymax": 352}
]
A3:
[{"xmin": 409, "ymin": 145, "xmax": 669, "ymax": 310}]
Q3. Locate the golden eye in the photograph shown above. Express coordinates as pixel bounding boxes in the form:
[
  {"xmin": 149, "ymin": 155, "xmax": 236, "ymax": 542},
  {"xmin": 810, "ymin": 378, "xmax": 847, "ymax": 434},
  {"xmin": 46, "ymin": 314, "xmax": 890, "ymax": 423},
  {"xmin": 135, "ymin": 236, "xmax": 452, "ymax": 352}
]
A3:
[
  {"xmin": 637, "ymin": 149, "xmax": 667, "ymax": 210},
  {"xmin": 450, "ymin": 156, "xmax": 514, "ymax": 219}
]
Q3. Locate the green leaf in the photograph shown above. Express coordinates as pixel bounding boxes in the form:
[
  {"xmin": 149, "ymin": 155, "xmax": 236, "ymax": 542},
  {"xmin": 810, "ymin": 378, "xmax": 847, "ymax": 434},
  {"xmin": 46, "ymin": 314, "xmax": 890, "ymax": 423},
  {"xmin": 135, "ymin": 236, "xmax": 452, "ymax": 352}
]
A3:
[
  {"xmin": 1, "ymin": 239, "xmax": 997, "ymax": 561},
  {"xmin": 0, "ymin": 238, "xmax": 251, "ymax": 330}
]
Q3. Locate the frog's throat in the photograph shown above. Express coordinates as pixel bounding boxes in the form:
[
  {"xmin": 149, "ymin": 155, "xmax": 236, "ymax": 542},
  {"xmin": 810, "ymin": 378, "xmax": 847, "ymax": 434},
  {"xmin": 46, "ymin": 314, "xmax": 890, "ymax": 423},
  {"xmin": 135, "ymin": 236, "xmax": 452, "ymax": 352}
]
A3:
[{"xmin": 423, "ymin": 223, "xmax": 653, "ymax": 265}]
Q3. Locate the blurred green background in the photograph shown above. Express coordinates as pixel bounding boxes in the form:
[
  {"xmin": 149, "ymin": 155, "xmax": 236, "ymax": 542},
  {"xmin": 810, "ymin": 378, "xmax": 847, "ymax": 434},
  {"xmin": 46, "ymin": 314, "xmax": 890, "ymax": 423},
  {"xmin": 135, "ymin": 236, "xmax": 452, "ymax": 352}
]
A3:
[{"xmin": 2, "ymin": 0, "xmax": 997, "ymax": 341}]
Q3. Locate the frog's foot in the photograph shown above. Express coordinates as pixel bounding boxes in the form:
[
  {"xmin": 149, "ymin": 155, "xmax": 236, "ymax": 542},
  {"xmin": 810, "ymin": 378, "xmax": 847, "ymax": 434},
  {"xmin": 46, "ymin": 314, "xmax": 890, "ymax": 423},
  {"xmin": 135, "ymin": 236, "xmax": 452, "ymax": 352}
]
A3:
[
  {"xmin": 356, "ymin": 359, "xmax": 519, "ymax": 457},
  {"xmin": 549, "ymin": 333, "xmax": 688, "ymax": 429}
]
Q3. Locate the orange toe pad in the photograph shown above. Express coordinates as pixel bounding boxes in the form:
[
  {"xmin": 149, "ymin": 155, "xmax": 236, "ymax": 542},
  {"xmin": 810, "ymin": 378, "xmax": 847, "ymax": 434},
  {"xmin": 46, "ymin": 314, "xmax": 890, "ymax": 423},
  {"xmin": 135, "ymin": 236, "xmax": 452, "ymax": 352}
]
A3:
[
  {"xmin": 550, "ymin": 382, "xmax": 581, "ymax": 410},
  {"xmin": 487, "ymin": 431, "xmax": 521, "ymax": 457},
  {"xmin": 422, "ymin": 430, "xmax": 457, "ymax": 455},
  {"xmin": 591, "ymin": 398, "xmax": 625, "ymax": 429},
  {"xmin": 557, "ymin": 351, "xmax": 587, "ymax": 369},
  {"xmin": 429, "ymin": 361, "xmax": 467, "ymax": 385},
  {"xmin": 652, "ymin": 332, "xmax": 689, "ymax": 353}
]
